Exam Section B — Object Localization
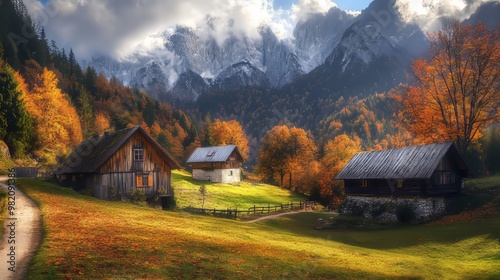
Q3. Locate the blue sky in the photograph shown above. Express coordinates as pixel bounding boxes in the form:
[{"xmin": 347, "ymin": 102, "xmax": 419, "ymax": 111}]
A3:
[{"xmin": 273, "ymin": 0, "xmax": 372, "ymax": 11}]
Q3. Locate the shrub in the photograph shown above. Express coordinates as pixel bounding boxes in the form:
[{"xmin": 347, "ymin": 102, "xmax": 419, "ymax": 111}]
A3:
[
  {"xmin": 128, "ymin": 189, "xmax": 146, "ymax": 205},
  {"xmin": 350, "ymin": 204, "xmax": 365, "ymax": 217},
  {"xmin": 370, "ymin": 203, "xmax": 387, "ymax": 218},
  {"xmin": 0, "ymin": 190, "xmax": 7, "ymax": 215},
  {"xmin": 396, "ymin": 203, "xmax": 415, "ymax": 224}
]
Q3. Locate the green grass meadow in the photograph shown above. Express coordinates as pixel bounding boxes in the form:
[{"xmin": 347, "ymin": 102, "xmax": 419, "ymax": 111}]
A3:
[
  {"xmin": 2, "ymin": 174, "xmax": 498, "ymax": 279},
  {"xmin": 171, "ymin": 170, "xmax": 306, "ymax": 209}
]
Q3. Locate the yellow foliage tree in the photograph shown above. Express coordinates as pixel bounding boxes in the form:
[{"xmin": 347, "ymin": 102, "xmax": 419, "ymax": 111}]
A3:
[
  {"xmin": 209, "ymin": 119, "xmax": 250, "ymax": 160},
  {"xmin": 16, "ymin": 68, "xmax": 82, "ymax": 165},
  {"xmin": 94, "ymin": 112, "xmax": 111, "ymax": 135}
]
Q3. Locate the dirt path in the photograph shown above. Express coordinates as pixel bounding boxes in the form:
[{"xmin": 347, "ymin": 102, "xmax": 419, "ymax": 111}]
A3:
[
  {"xmin": 245, "ymin": 211, "xmax": 304, "ymax": 223},
  {"xmin": 0, "ymin": 176, "xmax": 42, "ymax": 280}
]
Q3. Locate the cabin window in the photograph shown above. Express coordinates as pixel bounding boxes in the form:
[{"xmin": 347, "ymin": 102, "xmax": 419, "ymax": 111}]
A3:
[
  {"xmin": 134, "ymin": 148, "xmax": 144, "ymax": 171},
  {"xmin": 135, "ymin": 173, "xmax": 152, "ymax": 187},
  {"xmin": 72, "ymin": 175, "xmax": 76, "ymax": 182},
  {"xmin": 361, "ymin": 180, "xmax": 368, "ymax": 187},
  {"xmin": 397, "ymin": 180, "xmax": 403, "ymax": 188},
  {"xmin": 207, "ymin": 151, "xmax": 216, "ymax": 157},
  {"xmin": 229, "ymin": 170, "xmax": 233, "ymax": 176},
  {"xmin": 134, "ymin": 148, "xmax": 144, "ymax": 161}
]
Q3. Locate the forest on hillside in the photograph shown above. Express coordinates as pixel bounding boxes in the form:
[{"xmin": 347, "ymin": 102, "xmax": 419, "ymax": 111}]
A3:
[
  {"xmin": 1, "ymin": 0, "xmax": 500, "ymax": 205},
  {"xmin": 0, "ymin": 0, "xmax": 198, "ymax": 166}
]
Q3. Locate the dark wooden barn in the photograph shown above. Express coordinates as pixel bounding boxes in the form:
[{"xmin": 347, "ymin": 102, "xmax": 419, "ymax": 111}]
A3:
[
  {"xmin": 55, "ymin": 126, "xmax": 181, "ymax": 200},
  {"xmin": 335, "ymin": 142, "xmax": 468, "ymax": 196}
]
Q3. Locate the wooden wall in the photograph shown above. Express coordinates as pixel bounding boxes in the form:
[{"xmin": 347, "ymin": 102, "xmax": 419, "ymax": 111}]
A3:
[
  {"xmin": 344, "ymin": 177, "xmax": 461, "ymax": 196},
  {"xmin": 61, "ymin": 131, "xmax": 173, "ymax": 200},
  {"xmin": 189, "ymin": 160, "xmax": 240, "ymax": 170},
  {"xmin": 343, "ymin": 152, "xmax": 463, "ymax": 197},
  {"xmin": 93, "ymin": 132, "xmax": 172, "ymax": 199},
  {"xmin": 99, "ymin": 132, "xmax": 171, "ymax": 174},
  {"xmin": 92, "ymin": 171, "xmax": 169, "ymax": 200}
]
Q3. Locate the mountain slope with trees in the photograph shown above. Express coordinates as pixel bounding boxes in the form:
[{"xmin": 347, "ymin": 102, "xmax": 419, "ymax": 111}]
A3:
[{"xmin": 0, "ymin": 0, "xmax": 198, "ymax": 167}]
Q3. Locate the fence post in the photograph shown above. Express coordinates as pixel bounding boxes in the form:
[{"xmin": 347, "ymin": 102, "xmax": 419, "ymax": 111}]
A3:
[{"xmin": 254, "ymin": 205, "xmax": 256, "ymax": 215}]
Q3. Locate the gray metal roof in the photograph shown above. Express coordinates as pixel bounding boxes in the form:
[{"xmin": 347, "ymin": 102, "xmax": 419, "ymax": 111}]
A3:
[
  {"xmin": 335, "ymin": 142, "xmax": 467, "ymax": 180},
  {"xmin": 55, "ymin": 126, "xmax": 181, "ymax": 174},
  {"xmin": 186, "ymin": 145, "xmax": 243, "ymax": 163}
]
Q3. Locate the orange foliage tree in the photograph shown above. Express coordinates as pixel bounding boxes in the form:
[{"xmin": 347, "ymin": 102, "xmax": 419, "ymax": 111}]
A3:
[
  {"xmin": 318, "ymin": 134, "xmax": 361, "ymax": 204},
  {"xmin": 396, "ymin": 21, "xmax": 500, "ymax": 152},
  {"xmin": 94, "ymin": 112, "xmax": 111, "ymax": 135},
  {"xmin": 256, "ymin": 125, "xmax": 317, "ymax": 189},
  {"xmin": 209, "ymin": 119, "xmax": 249, "ymax": 160},
  {"xmin": 15, "ymin": 68, "xmax": 82, "ymax": 165}
]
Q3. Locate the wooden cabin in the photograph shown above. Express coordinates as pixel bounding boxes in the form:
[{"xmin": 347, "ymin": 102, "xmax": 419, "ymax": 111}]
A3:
[
  {"xmin": 55, "ymin": 126, "xmax": 181, "ymax": 200},
  {"xmin": 335, "ymin": 142, "xmax": 468, "ymax": 197},
  {"xmin": 186, "ymin": 145, "xmax": 244, "ymax": 183}
]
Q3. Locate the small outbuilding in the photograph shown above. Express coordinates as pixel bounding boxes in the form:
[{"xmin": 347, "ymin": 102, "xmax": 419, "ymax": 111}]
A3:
[
  {"xmin": 336, "ymin": 142, "xmax": 468, "ymax": 196},
  {"xmin": 55, "ymin": 126, "xmax": 181, "ymax": 200},
  {"xmin": 335, "ymin": 142, "xmax": 468, "ymax": 223},
  {"xmin": 186, "ymin": 145, "xmax": 244, "ymax": 183}
]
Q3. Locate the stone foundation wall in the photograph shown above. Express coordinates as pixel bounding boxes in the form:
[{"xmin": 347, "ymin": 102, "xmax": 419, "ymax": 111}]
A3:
[
  {"xmin": 192, "ymin": 168, "xmax": 241, "ymax": 183},
  {"xmin": 339, "ymin": 196, "xmax": 447, "ymax": 223}
]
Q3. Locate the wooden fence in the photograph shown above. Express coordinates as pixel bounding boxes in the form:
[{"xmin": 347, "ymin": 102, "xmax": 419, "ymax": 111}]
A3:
[
  {"xmin": 184, "ymin": 201, "xmax": 316, "ymax": 219},
  {"xmin": 14, "ymin": 167, "xmax": 38, "ymax": 178}
]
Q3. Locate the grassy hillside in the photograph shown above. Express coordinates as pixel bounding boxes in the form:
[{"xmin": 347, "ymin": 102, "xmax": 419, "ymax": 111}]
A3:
[
  {"xmin": 171, "ymin": 170, "xmax": 306, "ymax": 209},
  {"xmin": 0, "ymin": 155, "xmax": 15, "ymax": 175},
  {"xmin": 17, "ymin": 178, "xmax": 500, "ymax": 279}
]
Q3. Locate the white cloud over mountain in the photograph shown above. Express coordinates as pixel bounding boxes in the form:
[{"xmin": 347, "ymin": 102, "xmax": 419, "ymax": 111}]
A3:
[
  {"xmin": 396, "ymin": 0, "xmax": 498, "ymax": 32},
  {"xmin": 23, "ymin": 0, "xmax": 343, "ymax": 60},
  {"xmin": 24, "ymin": 0, "xmax": 497, "ymax": 61},
  {"xmin": 291, "ymin": 0, "xmax": 337, "ymax": 22}
]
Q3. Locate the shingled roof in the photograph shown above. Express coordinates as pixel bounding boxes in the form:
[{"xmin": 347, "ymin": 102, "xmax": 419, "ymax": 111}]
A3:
[
  {"xmin": 335, "ymin": 142, "xmax": 468, "ymax": 180},
  {"xmin": 186, "ymin": 145, "xmax": 243, "ymax": 164},
  {"xmin": 55, "ymin": 126, "xmax": 181, "ymax": 174}
]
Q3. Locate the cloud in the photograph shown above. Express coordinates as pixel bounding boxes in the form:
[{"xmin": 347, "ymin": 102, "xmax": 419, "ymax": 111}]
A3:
[
  {"xmin": 291, "ymin": 0, "xmax": 337, "ymax": 22},
  {"xmin": 24, "ymin": 0, "xmax": 229, "ymax": 59},
  {"xmin": 24, "ymin": 0, "xmax": 305, "ymax": 60},
  {"xmin": 395, "ymin": 0, "xmax": 498, "ymax": 32}
]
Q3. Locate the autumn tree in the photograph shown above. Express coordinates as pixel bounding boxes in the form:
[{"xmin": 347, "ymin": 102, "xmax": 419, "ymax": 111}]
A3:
[
  {"xmin": 209, "ymin": 119, "xmax": 249, "ymax": 160},
  {"xmin": 397, "ymin": 21, "xmax": 500, "ymax": 153},
  {"xmin": 256, "ymin": 125, "xmax": 317, "ymax": 189},
  {"xmin": 95, "ymin": 112, "xmax": 111, "ymax": 135},
  {"xmin": 255, "ymin": 125, "xmax": 291, "ymax": 186},
  {"xmin": 16, "ymin": 68, "xmax": 83, "ymax": 165},
  {"xmin": 284, "ymin": 127, "xmax": 317, "ymax": 189},
  {"xmin": 0, "ymin": 55, "xmax": 33, "ymax": 157},
  {"xmin": 318, "ymin": 134, "xmax": 361, "ymax": 204}
]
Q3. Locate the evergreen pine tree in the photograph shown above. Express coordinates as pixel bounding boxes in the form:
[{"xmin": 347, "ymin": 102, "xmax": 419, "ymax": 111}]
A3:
[
  {"xmin": 76, "ymin": 87, "xmax": 94, "ymax": 139},
  {"xmin": 201, "ymin": 112, "xmax": 213, "ymax": 146},
  {"xmin": 0, "ymin": 55, "xmax": 33, "ymax": 157}
]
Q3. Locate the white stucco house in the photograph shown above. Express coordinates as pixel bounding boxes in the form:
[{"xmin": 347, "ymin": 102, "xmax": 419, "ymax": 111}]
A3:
[{"xmin": 186, "ymin": 145, "xmax": 244, "ymax": 183}]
